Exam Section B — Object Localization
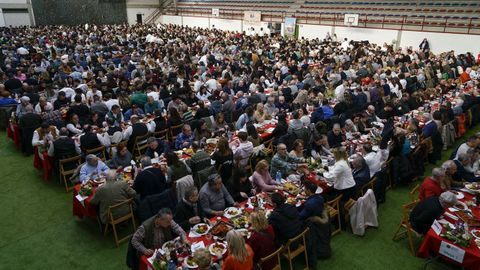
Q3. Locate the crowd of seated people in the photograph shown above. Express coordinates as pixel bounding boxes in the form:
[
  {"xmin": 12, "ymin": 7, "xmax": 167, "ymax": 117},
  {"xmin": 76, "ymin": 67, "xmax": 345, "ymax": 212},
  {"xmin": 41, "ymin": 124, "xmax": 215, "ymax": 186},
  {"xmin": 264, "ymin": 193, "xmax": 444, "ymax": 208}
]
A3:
[{"xmin": 2, "ymin": 23, "xmax": 480, "ymax": 269}]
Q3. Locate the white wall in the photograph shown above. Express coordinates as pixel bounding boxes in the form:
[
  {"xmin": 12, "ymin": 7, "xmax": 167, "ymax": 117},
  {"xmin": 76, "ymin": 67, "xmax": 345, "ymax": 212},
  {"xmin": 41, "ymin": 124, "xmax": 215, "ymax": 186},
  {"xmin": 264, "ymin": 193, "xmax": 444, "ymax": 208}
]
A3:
[
  {"xmin": 298, "ymin": 24, "xmax": 332, "ymax": 40},
  {"xmin": 127, "ymin": 7, "xmax": 156, "ymax": 24},
  {"xmin": 3, "ymin": 9, "xmax": 29, "ymax": 26},
  {"xmin": 157, "ymin": 15, "xmax": 480, "ymax": 54},
  {"xmin": 0, "ymin": 0, "xmax": 27, "ymax": 4},
  {"xmin": 183, "ymin": 16, "xmax": 209, "ymax": 28},
  {"xmin": 210, "ymin": 18, "xmax": 242, "ymax": 32},
  {"xmin": 401, "ymin": 31, "xmax": 480, "ymax": 55},
  {"xmin": 126, "ymin": 0, "xmax": 157, "ymax": 5},
  {"xmin": 335, "ymin": 26, "xmax": 398, "ymax": 45},
  {"xmin": 0, "ymin": 9, "xmax": 5, "ymax": 27}
]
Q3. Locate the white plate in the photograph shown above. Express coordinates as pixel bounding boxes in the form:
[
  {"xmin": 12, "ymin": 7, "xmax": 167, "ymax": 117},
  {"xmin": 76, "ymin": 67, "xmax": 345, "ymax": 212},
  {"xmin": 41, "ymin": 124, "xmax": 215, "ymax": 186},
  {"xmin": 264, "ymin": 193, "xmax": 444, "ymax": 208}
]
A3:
[
  {"xmin": 161, "ymin": 239, "xmax": 178, "ymax": 251},
  {"xmin": 453, "ymin": 201, "xmax": 468, "ymax": 211},
  {"xmin": 315, "ymin": 186, "xmax": 323, "ymax": 194},
  {"xmin": 451, "ymin": 191, "xmax": 465, "ymax": 200},
  {"xmin": 224, "ymin": 207, "xmax": 241, "ymax": 219},
  {"xmin": 472, "ymin": 229, "xmax": 480, "ymax": 240},
  {"xmin": 208, "ymin": 242, "xmax": 227, "ymax": 256},
  {"xmin": 123, "ymin": 166, "xmax": 132, "ymax": 173},
  {"xmin": 191, "ymin": 223, "xmax": 210, "ymax": 236},
  {"xmin": 184, "ymin": 256, "xmax": 199, "ymax": 269}
]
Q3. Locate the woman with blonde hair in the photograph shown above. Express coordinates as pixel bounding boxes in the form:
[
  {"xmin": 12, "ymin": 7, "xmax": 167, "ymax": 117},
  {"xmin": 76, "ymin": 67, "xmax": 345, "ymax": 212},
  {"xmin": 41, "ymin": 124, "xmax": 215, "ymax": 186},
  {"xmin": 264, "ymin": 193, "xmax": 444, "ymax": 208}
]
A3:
[
  {"xmin": 247, "ymin": 211, "xmax": 277, "ymax": 270},
  {"xmin": 222, "ymin": 230, "xmax": 254, "ymax": 270},
  {"xmin": 253, "ymin": 103, "xmax": 266, "ymax": 123},
  {"xmin": 331, "ymin": 147, "xmax": 356, "ymax": 201},
  {"xmin": 252, "ymin": 160, "xmax": 283, "ymax": 193}
]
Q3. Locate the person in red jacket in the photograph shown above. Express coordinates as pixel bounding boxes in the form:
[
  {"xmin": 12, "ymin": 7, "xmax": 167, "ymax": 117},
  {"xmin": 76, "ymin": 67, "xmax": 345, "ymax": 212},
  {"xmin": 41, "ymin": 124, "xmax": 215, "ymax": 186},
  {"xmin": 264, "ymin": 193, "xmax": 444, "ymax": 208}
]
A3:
[
  {"xmin": 247, "ymin": 210, "xmax": 276, "ymax": 270},
  {"xmin": 419, "ymin": 168, "xmax": 446, "ymax": 201}
]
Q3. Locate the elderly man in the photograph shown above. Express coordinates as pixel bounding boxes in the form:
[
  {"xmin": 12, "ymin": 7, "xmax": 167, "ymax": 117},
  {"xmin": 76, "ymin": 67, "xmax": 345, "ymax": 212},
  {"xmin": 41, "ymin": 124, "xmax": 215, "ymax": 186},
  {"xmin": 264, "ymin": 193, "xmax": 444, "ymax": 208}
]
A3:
[
  {"xmin": 419, "ymin": 168, "xmax": 446, "ymax": 201},
  {"xmin": 41, "ymin": 104, "xmax": 63, "ymax": 125},
  {"xmin": 275, "ymin": 95, "xmax": 290, "ymax": 112},
  {"xmin": 327, "ymin": 123, "xmax": 344, "ymax": 148},
  {"xmin": 90, "ymin": 170, "xmax": 136, "ymax": 224},
  {"xmin": 199, "ymin": 174, "xmax": 238, "ymax": 217},
  {"xmin": 441, "ymin": 160, "xmax": 460, "ymax": 187},
  {"xmin": 264, "ymin": 96, "xmax": 279, "ymax": 117},
  {"xmin": 34, "ymin": 96, "xmax": 52, "ymax": 113},
  {"xmin": 174, "ymin": 187, "xmax": 205, "ymax": 231},
  {"xmin": 421, "ymin": 113, "xmax": 437, "ymax": 138},
  {"xmin": 132, "ymin": 208, "xmax": 187, "ymax": 257},
  {"xmin": 409, "ymin": 191, "xmax": 457, "ymax": 235},
  {"xmin": 79, "ymin": 154, "xmax": 109, "ymax": 183},
  {"xmin": 16, "ymin": 96, "xmax": 31, "ymax": 118},
  {"xmin": 144, "ymin": 137, "xmax": 170, "ymax": 159},
  {"xmin": 270, "ymin": 143, "xmax": 306, "ymax": 178},
  {"xmin": 187, "ymin": 141, "xmax": 211, "ymax": 174},
  {"xmin": 351, "ymin": 155, "xmax": 371, "ymax": 190},
  {"xmin": 175, "ymin": 124, "xmax": 194, "ymax": 150},
  {"xmin": 454, "ymin": 135, "xmax": 479, "ymax": 160},
  {"xmin": 454, "ymin": 152, "xmax": 480, "ymax": 182}
]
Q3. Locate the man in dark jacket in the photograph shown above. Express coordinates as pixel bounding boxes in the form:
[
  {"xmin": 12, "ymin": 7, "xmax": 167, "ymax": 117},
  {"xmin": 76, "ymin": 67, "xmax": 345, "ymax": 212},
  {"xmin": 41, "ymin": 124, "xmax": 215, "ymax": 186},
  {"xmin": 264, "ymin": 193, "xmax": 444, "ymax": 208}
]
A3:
[
  {"xmin": 409, "ymin": 191, "xmax": 456, "ymax": 235},
  {"xmin": 132, "ymin": 156, "xmax": 168, "ymax": 200},
  {"xmin": 300, "ymin": 182, "xmax": 331, "ymax": 268},
  {"xmin": 351, "ymin": 155, "xmax": 371, "ymax": 191},
  {"xmin": 174, "ymin": 187, "xmax": 205, "ymax": 231},
  {"xmin": 144, "ymin": 137, "xmax": 170, "ymax": 159},
  {"xmin": 268, "ymin": 192, "xmax": 304, "ymax": 247},
  {"xmin": 454, "ymin": 153, "xmax": 480, "ymax": 182},
  {"xmin": 327, "ymin": 123, "xmax": 344, "ymax": 148}
]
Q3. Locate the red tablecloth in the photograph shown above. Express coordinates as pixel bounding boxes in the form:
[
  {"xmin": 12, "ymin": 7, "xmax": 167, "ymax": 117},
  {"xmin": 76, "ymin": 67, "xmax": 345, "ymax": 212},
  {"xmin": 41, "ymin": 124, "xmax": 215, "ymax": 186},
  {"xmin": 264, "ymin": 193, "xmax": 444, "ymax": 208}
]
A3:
[
  {"xmin": 259, "ymin": 123, "xmax": 276, "ymax": 139},
  {"xmin": 33, "ymin": 146, "xmax": 53, "ymax": 181},
  {"xmin": 7, "ymin": 121, "xmax": 20, "ymax": 149},
  {"xmin": 417, "ymin": 192, "xmax": 480, "ymax": 270},
  {"xmin": 72, "ymin": 184, "xmax": 97, "ymax": 219}
]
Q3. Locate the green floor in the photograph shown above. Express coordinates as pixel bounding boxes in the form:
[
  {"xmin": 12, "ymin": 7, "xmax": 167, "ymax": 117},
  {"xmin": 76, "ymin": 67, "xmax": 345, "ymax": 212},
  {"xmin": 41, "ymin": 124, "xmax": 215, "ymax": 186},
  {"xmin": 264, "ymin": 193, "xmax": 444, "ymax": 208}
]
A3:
[{"xmin": 0, "ymin": 127, "xmax": 476, "ymax": 270}]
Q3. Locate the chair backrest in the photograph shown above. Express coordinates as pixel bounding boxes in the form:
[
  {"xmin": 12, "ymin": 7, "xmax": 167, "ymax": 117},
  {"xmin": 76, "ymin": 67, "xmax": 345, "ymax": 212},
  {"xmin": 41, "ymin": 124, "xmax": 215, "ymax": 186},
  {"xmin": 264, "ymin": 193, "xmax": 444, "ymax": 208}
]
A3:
[
  {"xmin": 402, "ymin": 200, "xmax": 419, "ymax": 225},
  {"xmin": 107, "ymin": 198, "xmax": 134, "ymax": 223},
  {"xmin": 137, "ymin": 188, "xmax": 177, "ymax": 223},
  {"xmin": 409, "ymin": 184, "xmax": 420, "ymax": 202},
  {"xmin": 258, "ymin": 245, "xmax": 284, "ymax": 270},
  {"xmin": 86, "ymin": 145, "xmax": 107, "ymax": 161},
  {"xmin": 326, "ymin": 194, "xmax": 343, "ymax": 216},
  {"xmin": 153, "ymin": 129, "xmax": 168, "ymax": 140},
  {"xmin": 175, "ymin": 175, "xmax": 194, "ymax": 202},
  {"xmin": 195, "ymin": 166, "xmax": 216, "ymax": 189},
  {"xmin": 59, "ymin": 155, "xmax": 82, "ymax": 174},
  {"xmin": 286, "ymin": 227, "xmax": 309, "ymax": 248},
  {"xmin": 170, "ymin": 124, "xmax": 183, "ymax": 140}
]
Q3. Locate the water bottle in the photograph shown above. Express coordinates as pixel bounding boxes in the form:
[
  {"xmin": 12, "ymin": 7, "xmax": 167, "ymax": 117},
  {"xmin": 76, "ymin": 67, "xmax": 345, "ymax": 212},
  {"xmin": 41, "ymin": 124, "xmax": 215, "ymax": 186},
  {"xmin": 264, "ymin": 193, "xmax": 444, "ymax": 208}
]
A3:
[
  {"xmin": 167, "ymin": 260, "xmax": 176, "ymax": 270},
  {"xmin": 275, "ymin": 171, "xmax": 282, "ymax": 183}
]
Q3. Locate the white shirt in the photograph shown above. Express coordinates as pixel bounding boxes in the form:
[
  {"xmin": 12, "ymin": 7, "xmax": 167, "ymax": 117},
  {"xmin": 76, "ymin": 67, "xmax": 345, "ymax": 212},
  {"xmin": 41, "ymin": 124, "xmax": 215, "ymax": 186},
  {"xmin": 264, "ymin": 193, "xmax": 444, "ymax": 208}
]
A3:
[
  {"xmin": 332, "ymin": 159, "xmax": 356, "ymax": 190},
  {"xmin": 86, "ymin": 90, "xmax": 102, "ymax": 101},
  {"xmin": 66, "ymin": 123, "xmax": 83, "ymax": 135},
  {"xmin": 34, "ymin": 102, "xmax": 53, "ymax": 113},
  {"xmin": 79, "ymin": 132, "xmax": 111, "ymax": 147},
  {"xmin": 32, "ymin": 128, "xmax": 59, "ymax": 147},
  {"xmin": 455, "ymin": 143, "xmax": 472, "ymax": 160},
  {"xmin": 105, "ymin": 99, "xmax": 120, "ymax": 110},
  {"xmin": 364, "ymin": 149, "xmax": 389, "ymax": 177},
  {"xmin": 335, "ymin": 84, "xmax": 345, "ymax": 101},
  {"xmin": 205, "ymin": 79, "xmax": 218, "ymax": 91}
]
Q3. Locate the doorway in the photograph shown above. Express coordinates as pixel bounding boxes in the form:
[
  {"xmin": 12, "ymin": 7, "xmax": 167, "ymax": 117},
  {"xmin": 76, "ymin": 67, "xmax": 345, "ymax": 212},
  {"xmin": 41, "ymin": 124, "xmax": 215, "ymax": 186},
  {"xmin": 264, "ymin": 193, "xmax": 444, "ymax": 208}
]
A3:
[{"xmin": 136, "ymin": 14, "xmax": 142, "ymax": 24}]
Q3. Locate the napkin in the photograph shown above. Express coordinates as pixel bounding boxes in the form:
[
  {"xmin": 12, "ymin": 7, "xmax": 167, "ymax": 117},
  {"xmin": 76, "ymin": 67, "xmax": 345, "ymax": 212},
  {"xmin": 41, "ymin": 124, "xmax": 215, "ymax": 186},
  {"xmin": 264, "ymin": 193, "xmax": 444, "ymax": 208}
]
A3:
[{"xmin": 191, "ymin": 241, "xmax": 205, "ymax": 253}]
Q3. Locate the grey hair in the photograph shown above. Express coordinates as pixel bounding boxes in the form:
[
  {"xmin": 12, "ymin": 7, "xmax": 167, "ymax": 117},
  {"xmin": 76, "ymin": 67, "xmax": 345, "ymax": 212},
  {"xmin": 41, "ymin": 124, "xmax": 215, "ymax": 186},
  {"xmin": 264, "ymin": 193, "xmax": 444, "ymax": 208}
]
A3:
[
  {"xmin": 140, "ymin": 156, "xmax": 152, "ymax": 167},
  {"xmin": 457, "ymin": 152, "xmax": 470, "ymax": 163},
  {"xmin": 431, "ymin": 168, "xmax": 445, "ymax": 180},
  {"xmin": 423, "ymin": 113, "xmax": 432, "ymax": 121},
  {"xmin": 86, "ymin": 154, "xmax": 97, "ymax": 161},
  {"xmin": 184, "ymin": 187, "xmax": 198, "ymax": 199},
  {"xmin": 439, "ymin": 191, "xmax": 457, "ymax": 207},
  {"xmin": 105, "ymin": 170, "xmax": 117, "ymax": 182},
  {"xmin": 156, "ymin": 208, "xmax": 173, "ymax": 218},
  {"xmin": 441, "ymin": 160, "xmax": 455, "ymax": 170},
  {"xmin": 333, "ymin": 123, "xmax": 341, "ymax": 129}
]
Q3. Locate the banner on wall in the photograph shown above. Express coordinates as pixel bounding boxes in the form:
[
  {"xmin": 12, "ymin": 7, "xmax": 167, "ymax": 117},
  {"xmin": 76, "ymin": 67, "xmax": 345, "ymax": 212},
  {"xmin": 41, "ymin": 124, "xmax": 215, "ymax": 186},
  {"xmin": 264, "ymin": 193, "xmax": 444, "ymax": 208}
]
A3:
[
  {"xmin": 284, "ymin": 17, "xmax": 297, "ymax": 38},
  {"xmin": 212, "ymin": 8, "xmax": 219, "ymax": 17},
  {"xmin": 244, "ymin": 11, "xmax": 261, "ymax": 22}
]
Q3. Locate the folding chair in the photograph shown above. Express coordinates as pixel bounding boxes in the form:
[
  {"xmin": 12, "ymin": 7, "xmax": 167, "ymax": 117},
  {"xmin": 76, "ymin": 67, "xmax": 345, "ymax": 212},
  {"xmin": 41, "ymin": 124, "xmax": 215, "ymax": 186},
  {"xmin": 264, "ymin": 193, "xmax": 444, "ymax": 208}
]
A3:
[
  {"xmin": 169, "ymin": 124, "xmax": 183, "ymax": 142},
  {"xmin": 326, "ymin": 194, "xmax": 343, "ymax": 236},
  {"xmin": 409, "ymin": 184, "xmax": 421, "ymax": 202},
  {"xmin": 392, "ymin": 200, "xmax": 420, "ymax": 256},
  {"xmin": 258, "ymin": 245, "xmax": 284, "ymax": 270},
  {"xmin": 86, "ymin": 145, "xmax": 107, "ymax": 161},
  {"xmin": 133, "ymin": 133, "xmax": 149, "ymax": 160},
  {"xmin": 104, "ymin": 198, "xmax": 137, "ymax": 247},
  {"xmin": 153, "ymin": 129, "xmax": 169, "ymax": 141},
  {"xmin": 282, "ymin": 227, "xmax": 310, "ymax": 270},
  {"xmin": 59, "ymin": 155, "xmax": 82, "ymax": 192}
]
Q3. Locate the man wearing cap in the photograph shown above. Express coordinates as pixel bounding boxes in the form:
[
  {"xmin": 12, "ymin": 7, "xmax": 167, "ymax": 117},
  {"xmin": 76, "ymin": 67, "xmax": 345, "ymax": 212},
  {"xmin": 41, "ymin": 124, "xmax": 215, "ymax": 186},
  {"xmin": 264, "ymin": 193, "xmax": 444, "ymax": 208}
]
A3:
[
  {"xmin": 132, "ymin": 208, "xmax": 187, "ymax": 257},
  {"xmin": 199, "ymin": 174, "xmax": 238, "ymax": 217},
  {"xmin": 79, "ymin": 154, "xmax": 109, "ymax": 183}
]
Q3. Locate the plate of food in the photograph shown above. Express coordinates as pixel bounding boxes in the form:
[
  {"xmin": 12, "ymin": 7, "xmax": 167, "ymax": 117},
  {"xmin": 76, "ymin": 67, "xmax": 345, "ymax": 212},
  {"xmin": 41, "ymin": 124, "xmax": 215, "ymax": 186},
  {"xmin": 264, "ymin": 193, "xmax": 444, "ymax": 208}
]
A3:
[
  {"xmin": 465, "ymin": 183, "xmax": 480, "ymax": 193},
  {"xmin": 451, "ymin": 190, "xmax": 465, "ymax": 200},
  {"xmin": 184, "ymin": 256, "xmax": 198, "ymax": 269},
  {"xmin": 161, "ymin": 238, "xmax": 178, "ymax": 251},
  {"xmin": 283, "ymin": 182, "xmax": 300, "ymax": 196},
  {"xmin": 208, "ymin": 242, "xmax": 227, "ymax": 256},
  {"xmin": 453, "ymin": 201, "xmax": 468, "ymax": 211},
  {"xmin": 123, "ymin": 166, "xmax": 132, "ymax": 173},
  {"xmin": 472, "ymin": 229, "xmax": 480, "ymax": 240},
  {"xmin": 224, "ymin": 207, "xmax": 241, "ymax": 219},
  {"xmin": 231, "ymin": 216, "xmax": 249, "ymax": 228},
  {"xmin": 209, "ymin": 221, "xmax": 233, "ymax": 239},
  {"xmin": 248, "ymin": 196, "xmax": 262, "ymax": 208},
  {"xmin": 192, "ymin": 223, "xmax": 210, "ymax": 236}
]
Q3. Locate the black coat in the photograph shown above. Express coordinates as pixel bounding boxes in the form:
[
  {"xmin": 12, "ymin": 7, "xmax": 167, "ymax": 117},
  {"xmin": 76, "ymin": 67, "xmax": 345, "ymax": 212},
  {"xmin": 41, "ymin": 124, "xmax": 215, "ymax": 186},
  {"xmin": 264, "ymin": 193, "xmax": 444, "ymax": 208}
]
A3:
[
  {"xmin": 173, "ymin": 199, "xmax": 205, "ymax": 231},
  {"xmin": 132, "ymin": 167, "xmax": 168, "ymax": 200},
  {"xmin": 409, "ymin": 196, "xmax": 443, "ymax": 234},
  {"xmin": 268, "ymin": 204, "xmax": 304, "ymax": 246}
]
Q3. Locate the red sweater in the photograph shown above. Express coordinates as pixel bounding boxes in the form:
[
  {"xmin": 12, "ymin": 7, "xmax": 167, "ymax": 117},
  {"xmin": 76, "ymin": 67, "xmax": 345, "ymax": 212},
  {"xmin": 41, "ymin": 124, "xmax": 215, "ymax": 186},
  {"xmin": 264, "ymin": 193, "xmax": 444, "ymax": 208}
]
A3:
[
  {"xmin": 246, "ymin": 226, "xmax": 276, "ymax": 270},
  {"xmin": 221, "ymin": 244, "xmax": 254, "ymax": 270},
  {"xmin": 419, "ymin": 176, "xmax": 443, "ymax": 201}
]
